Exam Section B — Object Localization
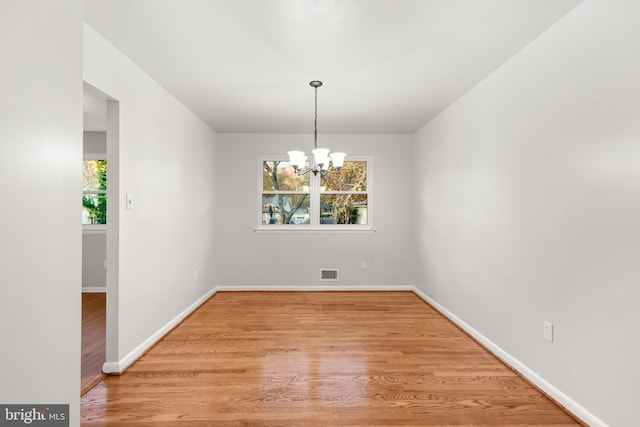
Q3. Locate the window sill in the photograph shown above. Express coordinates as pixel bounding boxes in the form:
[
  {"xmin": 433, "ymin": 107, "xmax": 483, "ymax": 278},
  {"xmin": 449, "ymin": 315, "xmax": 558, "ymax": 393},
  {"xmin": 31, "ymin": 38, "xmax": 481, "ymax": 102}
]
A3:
[
  {"xmin": 83, "ymin": 225, "xmax": 107, "ymax": 234},
  {"xmin": 255, "ymin": 226, "xmax": 376, "ymax": 234}
]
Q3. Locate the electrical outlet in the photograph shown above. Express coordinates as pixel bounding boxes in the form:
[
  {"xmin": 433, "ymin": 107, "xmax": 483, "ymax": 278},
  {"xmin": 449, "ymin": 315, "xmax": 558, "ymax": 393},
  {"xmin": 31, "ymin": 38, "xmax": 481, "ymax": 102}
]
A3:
[
  {"xmin": 361, "ymin": 260, "xmax": 367, "ymax": 269},
  {"xmin": 193, "ymin": 270, "xmax": 198, "ymax": 281},
  {"xmin": 543, "ymin": 321, "xmax": 554, "ymax": 342}
]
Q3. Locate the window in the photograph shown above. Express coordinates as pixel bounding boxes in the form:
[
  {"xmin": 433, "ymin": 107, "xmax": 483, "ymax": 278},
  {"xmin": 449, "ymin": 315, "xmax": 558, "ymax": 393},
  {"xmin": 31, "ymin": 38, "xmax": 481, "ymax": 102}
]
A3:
[
  {"xmin": 83, "ymin": 159, "xmax": 107, "ymax": 225},
  {"xmin": 319, "ymin": 160, "xmax": 368, "ymax": 225},
  {"xmin": 259, "ymin": 156, "xmax": 371, "ymax": 230}
]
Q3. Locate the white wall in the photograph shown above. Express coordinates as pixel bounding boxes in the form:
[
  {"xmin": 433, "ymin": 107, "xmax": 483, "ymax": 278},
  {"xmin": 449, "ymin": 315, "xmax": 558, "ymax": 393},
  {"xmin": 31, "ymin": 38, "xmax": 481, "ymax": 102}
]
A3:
[
  {"xmin": 83, "ymin": 131, "xmax": 106, "ymax": 156},
  {"xmin": 214, "ymin": 133, "xmax": 413, "ymax": 288},
  {"xmin": 412, "ymin": 1, "xmax": 640, "ymax": 425},
  {"xmin": 83, "ymin": 25, "xmax": 218, "ymax": 366},
  {"xmin": 82, "ymin": 233, "xmax": 106, "ymax": 288},
  {"xmin": 0, "ymin": 0, "xmax": 83, "ymax": 424}
]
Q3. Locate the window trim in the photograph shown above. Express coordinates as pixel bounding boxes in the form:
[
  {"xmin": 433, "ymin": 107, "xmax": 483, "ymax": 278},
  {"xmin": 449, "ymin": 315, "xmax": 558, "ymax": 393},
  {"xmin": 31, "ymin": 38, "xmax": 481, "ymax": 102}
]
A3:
[
  {"xmin": 84, "ymin": 153, "xmax": 106, "ymax": 161},
  {"xmin": 256, "ymin": 155, "xmax": 374, "ymax": 233}
]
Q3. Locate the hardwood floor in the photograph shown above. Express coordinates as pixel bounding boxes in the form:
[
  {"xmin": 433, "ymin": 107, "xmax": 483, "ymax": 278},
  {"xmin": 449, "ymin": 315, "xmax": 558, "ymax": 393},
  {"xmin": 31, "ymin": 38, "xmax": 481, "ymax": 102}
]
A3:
[
  {"xmin": 81, "ymin": 291, "xmax": 582, "ymax": 426},
  {"xmin": 82, "ymin": 292, "xmax": 106, "ymax": 396}
]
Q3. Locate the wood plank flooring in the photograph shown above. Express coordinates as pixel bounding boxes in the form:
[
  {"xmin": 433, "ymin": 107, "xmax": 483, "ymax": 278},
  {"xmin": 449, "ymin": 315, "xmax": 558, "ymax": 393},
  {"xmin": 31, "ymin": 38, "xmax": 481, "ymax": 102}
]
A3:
[
  {"xmin": 82, "ymin": 292, "xmax": 106, "ymax": 396},
  {"xmin": 81, "ymin": 291, "xmax": 582, "ymax": 426}
]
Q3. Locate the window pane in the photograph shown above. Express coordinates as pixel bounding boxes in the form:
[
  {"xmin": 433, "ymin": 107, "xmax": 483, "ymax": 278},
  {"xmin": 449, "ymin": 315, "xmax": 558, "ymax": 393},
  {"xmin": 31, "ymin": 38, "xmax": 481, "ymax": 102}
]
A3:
[
  {"xmin": 320, "ymin": 194, "xmax": 368, "ymax": 225},
  {"xmin": 321, "ymin": 161, "xmax": 367, "ymax": 191},
  {"xmin": 263, "ymin": 161, "xmax": 309, "ymax": 191},
  {"xmin": 82, "ymin": 194, "xmax": 107, "ymax": 224},
  {"xmin": 83, "ymin": 160, "xmax": 107, "ymax": 191},
  {"xmin": 262, "ymin": 194, "xmax": 310, "ymax": 224}
]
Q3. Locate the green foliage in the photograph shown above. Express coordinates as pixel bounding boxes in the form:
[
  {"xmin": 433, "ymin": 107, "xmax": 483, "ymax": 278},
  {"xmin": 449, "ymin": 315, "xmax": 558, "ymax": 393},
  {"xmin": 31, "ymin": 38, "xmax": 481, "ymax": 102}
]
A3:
[
  {"xmin": 83, "ymin": 160, "xmax": 107, "ymax": 224},
  {"xmin": 95, "ymin": 160, "xmax": 107, "ymax": 191},
  {"xmin": 83, "ymin": 194, "xmax": 107, "ymax": 224}
]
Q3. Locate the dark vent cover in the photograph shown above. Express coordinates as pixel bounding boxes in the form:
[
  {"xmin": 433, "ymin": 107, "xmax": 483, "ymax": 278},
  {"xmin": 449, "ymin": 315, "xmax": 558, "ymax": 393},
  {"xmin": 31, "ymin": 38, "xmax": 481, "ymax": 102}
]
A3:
[{"xmin": 320, "ymin": 269, "xmax": 339, "ymax": 281}]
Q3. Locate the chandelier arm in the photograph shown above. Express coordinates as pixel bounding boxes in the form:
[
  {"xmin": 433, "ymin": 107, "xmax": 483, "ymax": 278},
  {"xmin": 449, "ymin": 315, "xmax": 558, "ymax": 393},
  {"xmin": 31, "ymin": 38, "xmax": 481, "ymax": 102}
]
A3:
[
  {"xmin": 319, "ymin": 169, "xmax": 338, "ymax": 177},
  {"xmin": 293, "ymin": 164, "xmax": 338, "ymax": 177},
  {"xmin": 294, "ymin": 167, "xmax": 312, "ymax": 176}
]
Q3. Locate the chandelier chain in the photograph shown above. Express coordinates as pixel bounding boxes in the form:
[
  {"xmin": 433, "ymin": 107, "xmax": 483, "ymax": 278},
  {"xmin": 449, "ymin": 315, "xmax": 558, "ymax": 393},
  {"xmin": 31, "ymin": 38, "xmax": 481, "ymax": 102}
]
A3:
[
  {"xmin": 287, "ymin": 80, "xmax": 344, "ymax": 177},
  {"xmin": 314, "ymin": 84, "xmax": 318, "ymax": 150}
]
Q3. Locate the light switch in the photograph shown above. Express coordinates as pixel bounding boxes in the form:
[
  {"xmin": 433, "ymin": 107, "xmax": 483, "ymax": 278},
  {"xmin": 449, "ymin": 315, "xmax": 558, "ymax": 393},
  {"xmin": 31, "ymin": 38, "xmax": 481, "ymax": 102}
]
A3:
[{"xmin": 126, "ymin": 193, "xmax": 134, "ymax": 209}]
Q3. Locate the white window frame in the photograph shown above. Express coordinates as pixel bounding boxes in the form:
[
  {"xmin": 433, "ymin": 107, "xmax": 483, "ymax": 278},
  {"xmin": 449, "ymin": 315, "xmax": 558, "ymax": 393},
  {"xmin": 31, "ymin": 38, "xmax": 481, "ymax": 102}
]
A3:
[
  {"xmin": 83, "ymin": 153, "xmax": 107, "ymax": 232},
  {"xmin": 256, "ymin": 155, "xmax": 374, "ymax": 233}
]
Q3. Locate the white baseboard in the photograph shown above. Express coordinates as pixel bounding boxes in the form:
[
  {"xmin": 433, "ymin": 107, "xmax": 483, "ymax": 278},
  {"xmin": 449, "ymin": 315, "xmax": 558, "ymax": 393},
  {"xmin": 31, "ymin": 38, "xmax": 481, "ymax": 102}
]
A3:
[
  {"xmin": 410, "ymin": 286, "xmax": 606, "ymax": 427},
  {"xmin": 102, "ymin": 287, "xmax": 218, "ymax": 374},
  {"xmin": 82, "ymin": 286, "xmax": 106, "ymax": 293},
  {"xmin": 102, "ymin": 361, "xmax": 120, "ymax": 374},
  {"xmin": 215, "ymin": 284, "xmax": 414, "ymax": 292}
]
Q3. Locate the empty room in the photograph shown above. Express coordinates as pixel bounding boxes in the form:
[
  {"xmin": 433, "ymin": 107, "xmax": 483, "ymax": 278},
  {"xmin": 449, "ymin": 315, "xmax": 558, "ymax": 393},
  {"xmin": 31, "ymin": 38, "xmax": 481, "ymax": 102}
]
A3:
[{"xmin": 1, "ymin": 0, "xmax": 639, "ymax": 426}]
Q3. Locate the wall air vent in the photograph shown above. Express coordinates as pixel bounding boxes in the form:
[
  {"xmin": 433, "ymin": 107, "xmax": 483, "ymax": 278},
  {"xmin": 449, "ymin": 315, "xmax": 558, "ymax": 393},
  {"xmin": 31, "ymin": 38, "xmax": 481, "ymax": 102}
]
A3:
[{"xmin": 320, "ymin": 269, "xmax": 339, "ymax": 281}]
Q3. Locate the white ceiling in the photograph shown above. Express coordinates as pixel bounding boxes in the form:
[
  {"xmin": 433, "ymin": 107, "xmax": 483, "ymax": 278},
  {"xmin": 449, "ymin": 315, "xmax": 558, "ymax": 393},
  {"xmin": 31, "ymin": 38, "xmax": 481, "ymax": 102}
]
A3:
[{"xmin": 84, "ymin": 0, "xmax": 581, "ymax": 134}]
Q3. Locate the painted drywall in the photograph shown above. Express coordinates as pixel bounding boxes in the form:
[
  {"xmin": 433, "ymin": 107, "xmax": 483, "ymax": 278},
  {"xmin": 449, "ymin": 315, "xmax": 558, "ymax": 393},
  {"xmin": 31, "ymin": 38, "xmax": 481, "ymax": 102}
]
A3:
[
  {"xmin": 0, "ymin": 0, "xmax": 83, "ymax": 424},
  {"xmin": 82, "ymin": 233, "xmax": 106, "ymax": 288},
  {"xmin": 412, "ymin": 0, "xmax": 640, "ymax": 425},
  {"xmin": 84, "ymin": 131, "xmax": 106, "ymax": 156},
  {"xmin": 83, "ymin": 25, "xmax": 218, "ymax": 365},
  {"xmin": 214, "ymin": 133, "xmax": 413, "ymax": 288}
]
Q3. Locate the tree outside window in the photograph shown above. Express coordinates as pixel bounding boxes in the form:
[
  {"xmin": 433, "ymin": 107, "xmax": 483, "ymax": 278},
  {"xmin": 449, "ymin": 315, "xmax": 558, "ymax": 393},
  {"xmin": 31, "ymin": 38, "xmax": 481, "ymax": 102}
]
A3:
[
  {"xmin": 83, "ymin": 160, "xmax": 107, "ymax": 225},
  {"xmin": 260, "ymin": 157, "xmax": 370, "ymax": 228},
  {"xmin": 320, "ymin": 160, "xmax": 368, "ymax": 225},
  {"xmin": 262, "ymin": 160, "xmax": 310, "ymax": 225}
]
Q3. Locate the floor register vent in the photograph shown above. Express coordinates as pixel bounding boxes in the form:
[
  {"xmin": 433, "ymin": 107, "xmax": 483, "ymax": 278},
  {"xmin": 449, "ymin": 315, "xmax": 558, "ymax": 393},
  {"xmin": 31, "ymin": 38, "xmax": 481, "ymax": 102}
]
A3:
[{"xmin": 320, "ymin": 269, "xmax": 339, "ymax": 281}]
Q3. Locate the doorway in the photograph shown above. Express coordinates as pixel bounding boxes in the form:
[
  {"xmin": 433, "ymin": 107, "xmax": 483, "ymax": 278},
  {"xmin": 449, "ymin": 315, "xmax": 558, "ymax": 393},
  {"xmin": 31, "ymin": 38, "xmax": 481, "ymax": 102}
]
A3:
[{"xmin": 81, "ymin": 82, "xmax": 119, "ymax": 395}]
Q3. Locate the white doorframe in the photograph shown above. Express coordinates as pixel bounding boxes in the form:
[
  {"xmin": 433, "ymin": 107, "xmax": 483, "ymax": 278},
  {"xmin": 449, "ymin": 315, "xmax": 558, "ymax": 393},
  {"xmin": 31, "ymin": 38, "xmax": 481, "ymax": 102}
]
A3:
[{"xmin": 104, "ymin": 98, "xmax": 120, "ymax": 370}]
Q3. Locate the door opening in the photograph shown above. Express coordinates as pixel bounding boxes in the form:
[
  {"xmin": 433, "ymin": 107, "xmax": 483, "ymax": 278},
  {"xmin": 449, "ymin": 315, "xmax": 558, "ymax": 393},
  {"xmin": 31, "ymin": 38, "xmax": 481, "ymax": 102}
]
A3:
[{"xmin": 81, "ymin": 82, "xmax": 119, "ymax": 395}]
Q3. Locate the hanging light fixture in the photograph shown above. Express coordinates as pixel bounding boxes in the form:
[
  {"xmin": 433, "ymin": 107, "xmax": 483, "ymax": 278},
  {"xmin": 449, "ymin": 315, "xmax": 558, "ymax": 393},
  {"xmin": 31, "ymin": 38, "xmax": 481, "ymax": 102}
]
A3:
[{"xmin": 288, "ymin": 81, "xmax": 345, "ymax": 176}]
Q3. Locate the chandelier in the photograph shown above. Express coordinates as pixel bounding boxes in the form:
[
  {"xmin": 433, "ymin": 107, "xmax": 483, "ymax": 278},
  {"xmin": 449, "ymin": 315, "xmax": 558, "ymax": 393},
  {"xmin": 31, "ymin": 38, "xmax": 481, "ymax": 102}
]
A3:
[{"xmin": 288, "ymin": 81, "xmax": 345, "ymax": 176}]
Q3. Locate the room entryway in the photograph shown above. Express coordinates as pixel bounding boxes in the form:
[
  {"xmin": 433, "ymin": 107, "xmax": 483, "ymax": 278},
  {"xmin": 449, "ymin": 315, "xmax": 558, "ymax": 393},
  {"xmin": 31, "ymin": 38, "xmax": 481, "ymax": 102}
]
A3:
[{"xmin": 81, "ymin": 82, "xmax": 120, "ymax": 395}]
